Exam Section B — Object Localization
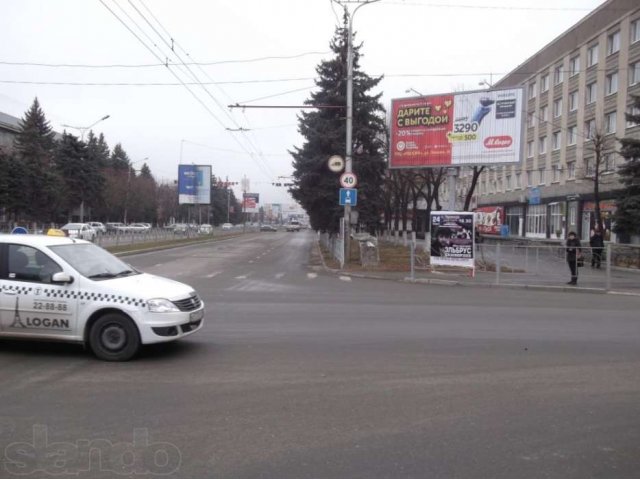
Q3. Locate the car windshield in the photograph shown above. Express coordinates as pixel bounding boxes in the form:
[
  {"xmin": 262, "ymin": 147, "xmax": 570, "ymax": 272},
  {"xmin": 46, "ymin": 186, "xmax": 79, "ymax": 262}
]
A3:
[{"xmin": 49, "ymin": 243, "xmax": 139, "ymax": 280}]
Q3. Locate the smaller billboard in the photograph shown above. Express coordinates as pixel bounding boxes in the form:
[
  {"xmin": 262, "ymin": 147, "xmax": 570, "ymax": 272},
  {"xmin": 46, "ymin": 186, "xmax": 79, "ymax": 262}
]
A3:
[
  {"xmin": 242, "ymin": 192, "xmax": 260, "ymax": 213},
  {"xmin": 474, "ymin": 206, "xmax": 504, "ymax": 235},
  {"xmin": 430, "ymin": 211, "xmax": 475, "ymax": 268},
  {"xmin": 178, "ymin": 164, "xmax": 211, "ymax": 205}
]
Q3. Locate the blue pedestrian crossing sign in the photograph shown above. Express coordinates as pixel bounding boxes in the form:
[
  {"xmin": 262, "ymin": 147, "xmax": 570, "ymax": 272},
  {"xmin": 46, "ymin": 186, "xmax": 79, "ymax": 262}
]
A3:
[{"xmin": 339, "ymin": 188, "xmax": 357, "ymax": 206}]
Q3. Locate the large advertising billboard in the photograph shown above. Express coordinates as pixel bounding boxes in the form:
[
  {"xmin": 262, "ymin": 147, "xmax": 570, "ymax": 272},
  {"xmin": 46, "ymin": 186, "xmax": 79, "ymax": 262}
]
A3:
[
  {"xmin": 430, "ymin": 211, "xmax": 475, "ymax": 269},
  {"xmin": 178, "ymin": 165, "xmax": 211, "ymax": 205},
  {"xmin": 389, "ymin": 88, "xmax": 524, "ymax": 168}
]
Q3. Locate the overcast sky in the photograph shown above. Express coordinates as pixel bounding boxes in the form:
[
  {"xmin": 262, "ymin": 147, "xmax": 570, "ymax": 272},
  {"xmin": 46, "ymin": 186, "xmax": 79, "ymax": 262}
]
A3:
[{"xmin": 0, "ymin": 0, "xmax": 606, "ymax": 205}]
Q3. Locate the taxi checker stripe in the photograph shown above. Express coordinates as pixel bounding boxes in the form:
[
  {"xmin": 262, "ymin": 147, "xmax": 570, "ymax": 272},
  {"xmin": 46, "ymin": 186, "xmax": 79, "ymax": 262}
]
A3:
[{"xmin": 35, "ymin": 287, "xmax": 146, "ymax": 307}]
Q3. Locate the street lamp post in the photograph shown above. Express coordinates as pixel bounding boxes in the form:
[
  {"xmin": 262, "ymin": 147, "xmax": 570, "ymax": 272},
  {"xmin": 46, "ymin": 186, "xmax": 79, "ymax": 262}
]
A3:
[
  {"xmin": 344, "ymin": 0, "xmax": 379, "ymax": 265},
  {"xmin": 61, "ymin": 114, "xmax": 110, "ymax": 222}
]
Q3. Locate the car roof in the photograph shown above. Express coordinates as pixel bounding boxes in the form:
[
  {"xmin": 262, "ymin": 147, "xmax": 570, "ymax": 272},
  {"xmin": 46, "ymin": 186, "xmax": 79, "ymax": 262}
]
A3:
[{"xmin": 0, "ymin": 234, "xmax": 90, "ymax": 248}]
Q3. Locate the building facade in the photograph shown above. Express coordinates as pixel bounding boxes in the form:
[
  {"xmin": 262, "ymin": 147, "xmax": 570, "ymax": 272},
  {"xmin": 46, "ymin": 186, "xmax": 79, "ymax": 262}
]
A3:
[{"xmin": 470, "ymin": 0, "xmax": 640, "ymax": 243}]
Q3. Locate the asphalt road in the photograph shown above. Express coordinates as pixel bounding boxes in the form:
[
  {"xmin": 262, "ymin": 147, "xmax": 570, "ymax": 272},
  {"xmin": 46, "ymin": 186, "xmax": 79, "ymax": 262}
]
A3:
[{"xmin": 1, "ymin": 231, "xmax": 640, "ymax": 478}]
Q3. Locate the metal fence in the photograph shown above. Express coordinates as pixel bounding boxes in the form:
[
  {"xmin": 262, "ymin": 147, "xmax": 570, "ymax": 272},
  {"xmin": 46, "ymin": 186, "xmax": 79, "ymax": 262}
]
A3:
[
  {"xmin": 408, "ymin": 240, "xmax": 640, "ymax": 293},
  {"xmin": 319, "ymin": 232, "xmax": 345, "ymax": 268}
]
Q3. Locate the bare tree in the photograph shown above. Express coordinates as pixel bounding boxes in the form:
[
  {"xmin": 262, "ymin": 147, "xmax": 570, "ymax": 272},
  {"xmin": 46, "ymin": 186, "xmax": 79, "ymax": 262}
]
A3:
[{"xmin": 583, "ymin": 127, "xmax": 616, "ymax": 232}]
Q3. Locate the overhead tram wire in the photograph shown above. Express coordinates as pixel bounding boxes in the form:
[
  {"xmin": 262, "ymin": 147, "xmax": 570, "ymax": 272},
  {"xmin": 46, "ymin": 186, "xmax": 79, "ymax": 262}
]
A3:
[
  {"xmin": 98, "ymin": 0, "xmax": 274, "ymax": 181},
  {"xmin": 129, "ymin": 0, "xmax": 277, "ymax": 180},
  {"xmin": 135, "ymin": 0, "xmax": 282, "ymax": 179}
]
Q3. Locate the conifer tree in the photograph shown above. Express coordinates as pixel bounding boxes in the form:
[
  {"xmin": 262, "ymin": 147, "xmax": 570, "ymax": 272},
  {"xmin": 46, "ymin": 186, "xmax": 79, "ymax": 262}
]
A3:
[
  {"xmin": 13, "ymin": 98, "xmax": 61, "ymax": 221},
  {"xmin": 290, "ymin": 20, "xmax": 386, "ymax": 233},
  {"xmin": 613, "ymin": 95, "xmax": 640, "ymax": 240}
]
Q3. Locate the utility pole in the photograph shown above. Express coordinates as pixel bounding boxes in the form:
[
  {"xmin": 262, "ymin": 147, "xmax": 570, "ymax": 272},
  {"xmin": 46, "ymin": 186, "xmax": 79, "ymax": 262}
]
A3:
[{"xmin": 343, "ymin": 0, "xmax": 379, "ymax": 264}]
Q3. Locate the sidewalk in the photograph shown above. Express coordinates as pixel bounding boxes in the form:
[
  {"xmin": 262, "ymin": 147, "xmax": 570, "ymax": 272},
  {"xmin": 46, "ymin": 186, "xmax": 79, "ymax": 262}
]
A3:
[{"xmin": 315, "ymin": 241, "xmax": 640, "ymax": 296}]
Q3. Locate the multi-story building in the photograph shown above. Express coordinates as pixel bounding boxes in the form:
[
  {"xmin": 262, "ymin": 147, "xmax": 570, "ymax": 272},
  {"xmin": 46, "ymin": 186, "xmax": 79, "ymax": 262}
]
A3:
[
  {"xmin": 0, "ymin": 111, "xmax": 21, "ymax": 153},
  {"xmin": 471, "ymin": 0, "xmax": 640, "ymax": 243}
]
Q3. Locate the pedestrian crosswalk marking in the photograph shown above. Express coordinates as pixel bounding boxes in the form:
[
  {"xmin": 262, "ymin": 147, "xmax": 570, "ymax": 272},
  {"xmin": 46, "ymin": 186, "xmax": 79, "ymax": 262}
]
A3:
[
  {"xmin": 307, "ymin": 273, "xmax": 318, "ymax": 279},
  {"xmin": 339, "ymin": 276, "xmax": 352, "ymax": 282}
]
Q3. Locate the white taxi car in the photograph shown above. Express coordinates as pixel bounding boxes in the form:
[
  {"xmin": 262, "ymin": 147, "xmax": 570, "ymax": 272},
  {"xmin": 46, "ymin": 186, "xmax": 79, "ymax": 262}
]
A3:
[{"xmin": 0, "ymin": 234, "xmax": 204, "ymax": 361}]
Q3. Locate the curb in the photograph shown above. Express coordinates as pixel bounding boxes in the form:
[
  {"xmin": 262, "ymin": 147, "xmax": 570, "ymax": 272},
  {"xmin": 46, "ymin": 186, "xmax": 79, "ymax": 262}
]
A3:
[{"xmin": 111, "ymin": 233, "xmax": 246, "ymax": 257}]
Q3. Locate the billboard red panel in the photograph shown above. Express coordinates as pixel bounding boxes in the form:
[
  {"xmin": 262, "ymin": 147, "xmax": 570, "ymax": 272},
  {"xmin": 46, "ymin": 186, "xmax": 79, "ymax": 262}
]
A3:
[
  {"xmin": 474, "ymin": 206, "xmax": 504, "ymax": 235},
  {"xmin": 390, "ymin": 95, "xmax": 454, "ymax": 167}
]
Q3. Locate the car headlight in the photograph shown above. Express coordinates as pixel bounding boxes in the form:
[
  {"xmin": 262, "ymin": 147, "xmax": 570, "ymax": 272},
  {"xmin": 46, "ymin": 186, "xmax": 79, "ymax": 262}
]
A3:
[{"xmin": 147, "ymin": 298, "xmax": 180, "ymax": 313}]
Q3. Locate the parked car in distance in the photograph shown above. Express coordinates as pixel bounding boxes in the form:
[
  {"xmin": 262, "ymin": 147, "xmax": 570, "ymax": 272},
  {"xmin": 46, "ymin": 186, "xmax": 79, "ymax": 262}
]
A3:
[
  {"xmin": 199, "ymin": 224, "xmax": 213, "ymax": 234},
  {"xmin": 127, "ymin": 223, "xmax": 151, "ymax": 232},
  {"xmin": 173, "ymin": 223, "xmax": 188, "ymax": 233},
  {"xmin": 260, "ymin": 224, "xmax": 278, "ymax": 232},
  {"xmin": 106, "ymin": 222, "xmax": 125, "ymax": 233},
  {"xmin": 221, "ymin": 223, "xmax": 233, "ymax": 230},
  {"xmin": 60, "ymin": 223, "xmax": 97, "ymax": 241},
  {"xmin": 88, "ymin": 222, "xmax": 106, "ymax": 234}
]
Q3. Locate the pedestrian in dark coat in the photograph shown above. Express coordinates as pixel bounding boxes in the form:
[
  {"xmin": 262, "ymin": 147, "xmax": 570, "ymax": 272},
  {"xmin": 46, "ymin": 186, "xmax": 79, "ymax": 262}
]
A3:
[
  {"xmin": 589, "ymin": 227, "xmax": 604, "ymax": 269},
  {"xmin": 566, "ymin": 231, "xmax": 582, "ymax": 285}
]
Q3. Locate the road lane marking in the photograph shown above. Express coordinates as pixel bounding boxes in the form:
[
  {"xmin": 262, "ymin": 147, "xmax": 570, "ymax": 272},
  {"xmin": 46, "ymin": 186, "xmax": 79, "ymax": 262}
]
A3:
[
  {"xmin": 307, "ymin": 273, "xmax": 318, "ymax": 279},
  {"xmin": 205, "ymin": 271, "xmax": 222, "ymax": 278},
  {"xmin": 248, "ymin": 260, "xmax": 254, "ymax": 264},
  {"xmin": 275, "ymin": 273, "xmax": 285, "ymax": 279},
  {"xmin": 154, "ymin": 263, "xmax": 163, "ymax": 267},
  {"xmin": 339, "ymin": 276, "xmax": 352, "ymax": 282}
]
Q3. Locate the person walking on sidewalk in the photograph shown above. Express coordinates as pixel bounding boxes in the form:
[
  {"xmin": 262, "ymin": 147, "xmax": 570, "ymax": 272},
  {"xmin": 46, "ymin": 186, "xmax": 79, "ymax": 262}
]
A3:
[
  {"xmin": 566, "ymin": 231, "xmax": 582, "ymax": 285},
  {"xmin": 590, "ymin": 227, "xmax": 604, "ymax": 269}
]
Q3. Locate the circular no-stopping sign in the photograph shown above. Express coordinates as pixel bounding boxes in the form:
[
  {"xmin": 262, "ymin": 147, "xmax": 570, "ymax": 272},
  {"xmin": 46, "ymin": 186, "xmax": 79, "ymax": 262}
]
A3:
[
  {"xmin": 339, "ymin": 172, "xmax": 358, "ymax": 188},
  {"xmin": 327, "ymin": 155, "xmax": 345, "ymax": 173}
]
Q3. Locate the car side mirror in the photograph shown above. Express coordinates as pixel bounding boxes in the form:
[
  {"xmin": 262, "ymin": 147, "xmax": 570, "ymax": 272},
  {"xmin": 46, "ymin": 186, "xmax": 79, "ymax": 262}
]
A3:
[{"xmin": 51, "ymin": 272, "xmax": 74, "ymax": 284}]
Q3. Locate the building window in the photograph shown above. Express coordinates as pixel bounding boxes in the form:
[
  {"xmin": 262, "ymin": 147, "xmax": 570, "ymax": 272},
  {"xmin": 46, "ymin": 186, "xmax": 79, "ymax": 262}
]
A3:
[
  {"xmin": 515, "ymin": 172, "xmax": 522, "ymax": 189},
  {"xmin": 569, "ymin": 55, "xmax": 580, "ymax": 76},
  {"xmin": 553, "ymin": 98, "xmax": 563, "ymax": 118},
  {"xmin": 585, "ymin": 118, "xmax": 596, "ymax": 139},
  {"xmin": 630, "ymin": 61, "xmax": 640, "ymax": 86},
  {"xmin": 552, "ymin": 131, "xmax": 562, "ymax": 150},
  {"xmin": 586, "ymin": 82, "xmax": 597, "ymax": 104},
  {"xmin": 506, "ymin": 174, "xmax": 512, "ymax": 190},
  {"xmin": 632, "ymin": 18, "xmax": 640, "ymax": 44},
  {"xmin": 539, "ymin": 136, "xmax": 547, "ymax": 154},
  {"xmin": 567, "ymin": 162, "xmax": 576, "ymax": 179},
  {"xmin": 538, "ymin": 166, "xmax": 546, "ymax": 184},
  {"xmin": 569, "ymin": 204, "xmax": 577, "ymax": 226},
  {"xmin": 527, "ymin": 141, "xmax": 534, "ymax": 158},
  {"xmin": 605, "ymin": 72, "xmax": 618, "ymax": 95},
  {"xmin": 528, "ymin": 82, "xmax": 536, "ymax": 100},
  {"xmin": 569, "ymin": 90, "xmax": 578, "ymax": 112},
  {"xmin": 540, "ymin": 105, "xmax": 548, "ymax": 122},
  {"xmin": 607, "ymin": 30, "xmax": 620, "ymax": 55},
  {"xmin": 552, "ymin": 165, "xmax": 560, "ymax": 183},
  {"xmin": 603, "ymin": 152, "xmax": 616, "ymax": 172},
  {"xmin": 526, "ymin": 204, "xmax": 547, "ymax": 238},
  {"xmin": 567, "ymin": 125, "xmax": 577, "ymax": 145},
  {"xmin": 540, "ymin": 74, "xmax": 549, "ymax": 93},
  {"xmin": 527, "ymin": 170, "xmax": 533, "ymax": 186},
  {"xmin": 585, "ymin": 158, "xmax": 595, "ymax": 177},
  {"xmin": 627, "ymin": 105, "xmax": 640, "ymax": 128},
  {"xmin": 554, "ymin": 64, "xmax": 563, "ymax": 85},
  {"xmin": 605, "ymin": 111, "xmax": 616, "ymax": 134},
  {"xmin": 549, "ymin": 203, "xmax": 563, "ymax": 235},
  {"xmin": 506, "ymin": 206, "xmax": 523, "ymax": 236},
  {"xmin": 587, "ymin": 44, "xmax": 599, "ymax": 67},
  {"xmin": 527, "ymin": 112, "xmax": 535, "ymax": 128}
]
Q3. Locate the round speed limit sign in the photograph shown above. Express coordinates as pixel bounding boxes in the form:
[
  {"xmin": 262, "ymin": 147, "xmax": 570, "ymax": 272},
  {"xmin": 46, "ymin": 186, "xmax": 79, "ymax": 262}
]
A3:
[{"xmin": 339, "ymin": 172, "xmax": 358, "ymax": 188}]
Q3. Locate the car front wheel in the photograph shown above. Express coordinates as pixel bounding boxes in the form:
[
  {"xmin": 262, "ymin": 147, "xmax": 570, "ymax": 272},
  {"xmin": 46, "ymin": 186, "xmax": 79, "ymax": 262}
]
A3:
[{"xmin": 89, "ymin": 313, "xmax": 140, "ymax": 361}]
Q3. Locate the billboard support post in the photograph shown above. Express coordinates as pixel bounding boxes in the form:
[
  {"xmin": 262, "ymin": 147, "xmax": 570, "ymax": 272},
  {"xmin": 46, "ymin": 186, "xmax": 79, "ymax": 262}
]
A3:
[{"xmin": 447, "ymin": 168, "xmax": 458, "ymax": 210}]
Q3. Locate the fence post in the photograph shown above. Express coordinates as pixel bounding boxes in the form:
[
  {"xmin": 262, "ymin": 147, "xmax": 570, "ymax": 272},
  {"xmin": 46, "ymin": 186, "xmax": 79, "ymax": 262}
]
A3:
[
  {"xmin": 496, "ymin": 241, "xmax": 501, "ymax": 284},
  {"xmin": 606, "ymin": 243, "xmax": 612, "ymax": 292},
  {"xmin": 410, "ymin": 240, "xmax": 415, "ymax": 281}
]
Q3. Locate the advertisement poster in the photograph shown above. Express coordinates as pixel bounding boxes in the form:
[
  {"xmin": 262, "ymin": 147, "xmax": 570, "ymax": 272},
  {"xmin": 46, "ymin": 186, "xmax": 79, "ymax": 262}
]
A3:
[
  {"xmin": 242, "ymin": 193, "xmax": 260, "ymax": 213},
  {"xmin": 474, "ymin": 206, "xmax": 504, "ymax": 235},
  {"xmin": 178, "ymin": 164, "xmax": 211, "ymax": 205},
  {"xmin": 389, "ymin": 88, "xmax": 524, "ymax": 168},
  {"xmin": 430, "ymin": 211, "xmax": 475, "ymax": 268}
]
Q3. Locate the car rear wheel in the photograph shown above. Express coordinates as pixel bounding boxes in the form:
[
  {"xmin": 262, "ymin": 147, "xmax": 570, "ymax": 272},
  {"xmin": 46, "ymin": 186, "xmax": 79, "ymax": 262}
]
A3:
[{"xmin": 89, "ymin": 313, "xmax": 140, "ymax": 361}]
